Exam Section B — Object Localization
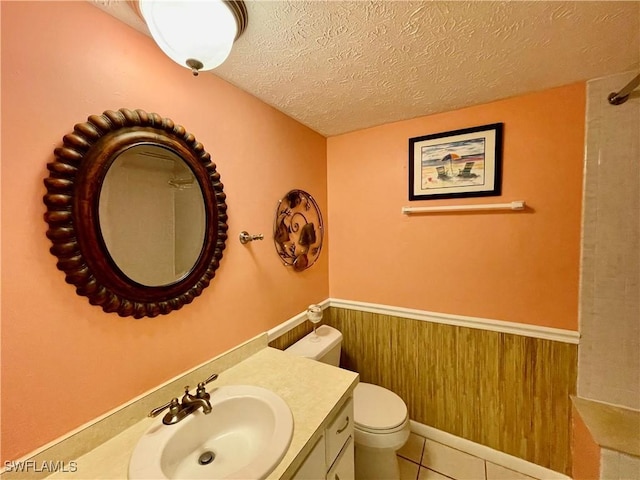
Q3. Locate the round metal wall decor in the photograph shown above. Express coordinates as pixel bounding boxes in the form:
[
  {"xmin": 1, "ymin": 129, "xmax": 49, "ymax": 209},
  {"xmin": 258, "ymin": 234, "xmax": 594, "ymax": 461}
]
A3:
[{"xmin": 273, "ymin": 189, "xmax": 324, "ymax": 272}]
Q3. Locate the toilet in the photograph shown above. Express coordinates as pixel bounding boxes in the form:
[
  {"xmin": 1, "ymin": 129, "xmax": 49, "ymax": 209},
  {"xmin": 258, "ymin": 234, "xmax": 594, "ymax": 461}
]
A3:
[{"xmin": 286, "ymin": 325, "xmax": 410, "ymax": 480}]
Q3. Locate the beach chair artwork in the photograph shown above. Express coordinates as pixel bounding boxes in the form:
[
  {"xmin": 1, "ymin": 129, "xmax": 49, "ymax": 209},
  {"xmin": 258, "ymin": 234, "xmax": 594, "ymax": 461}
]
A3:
[
  {"xmin": 409, "ymin": 123, "xmax": 502, "ymax": 201},
  {"xmin": 457, "ymin": 161, "xmax": 478, "ymax": 179},
  {"xmin": 420, "ymin": 141, "xmax": 485, "ymax": 189}
]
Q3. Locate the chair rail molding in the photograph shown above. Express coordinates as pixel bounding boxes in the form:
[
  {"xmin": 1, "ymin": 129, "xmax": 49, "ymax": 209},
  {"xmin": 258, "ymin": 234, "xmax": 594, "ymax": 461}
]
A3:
[{"xmin": 268, "ymin": 298, "xmax": 580, "ymax": 344}]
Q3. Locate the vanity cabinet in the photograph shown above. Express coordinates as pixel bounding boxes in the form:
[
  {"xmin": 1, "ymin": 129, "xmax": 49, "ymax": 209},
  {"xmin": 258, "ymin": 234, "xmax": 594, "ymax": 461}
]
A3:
[
  {"xmin": 292, "ymin": 434, "xmax": 326, "ymax": 479},
  {"xmin": 326, "ymin": 436, "xmax": 354, "ymax": 480},
  {"xmin": 293, "ymin": 398, "xmax": 354, "ymax": 480}
]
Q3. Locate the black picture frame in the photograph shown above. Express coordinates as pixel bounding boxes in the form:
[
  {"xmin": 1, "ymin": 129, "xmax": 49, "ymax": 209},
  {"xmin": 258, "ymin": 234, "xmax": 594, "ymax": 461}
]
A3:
[{"xmin": 409, "ymin": 123, "xmax": 503, "ymax": 201}]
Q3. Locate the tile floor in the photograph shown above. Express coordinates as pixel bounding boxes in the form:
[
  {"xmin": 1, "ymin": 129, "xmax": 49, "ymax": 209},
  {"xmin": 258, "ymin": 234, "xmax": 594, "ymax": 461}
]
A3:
[{"xmin": 397, "ymin": 433, "xmax": 539, "ymax": 480}]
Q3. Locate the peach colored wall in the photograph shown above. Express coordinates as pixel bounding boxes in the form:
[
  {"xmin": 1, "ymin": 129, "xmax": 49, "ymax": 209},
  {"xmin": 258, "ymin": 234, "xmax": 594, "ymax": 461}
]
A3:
[
  {"xmin": 571, "ymin": 405, "xmax": 601, "ymax": 479},
  {"xmin": 327, "ymin": 83, "xmax": 585, "ymax": 330},
  {"xmin": 0, "ymin": 2, "xmax": 327, "ymax": 462}
]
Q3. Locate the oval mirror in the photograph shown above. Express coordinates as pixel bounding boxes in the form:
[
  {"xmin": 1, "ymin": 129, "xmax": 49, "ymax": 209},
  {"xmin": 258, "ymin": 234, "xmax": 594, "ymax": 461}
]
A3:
[
  {"xmin": 43, "ymin": 108, "xmax": 228, "ymax": 318},
  {"xmin": 99, "ymin": 145, "xmax": 206, "ymax": 287}
]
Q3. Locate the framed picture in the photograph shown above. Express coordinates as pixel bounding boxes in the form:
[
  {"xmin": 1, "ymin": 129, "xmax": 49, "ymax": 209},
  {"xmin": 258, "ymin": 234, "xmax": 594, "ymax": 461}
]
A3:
[{"xmin": 408, "ymin": 123, "xmax": 503, "ymax": 201}]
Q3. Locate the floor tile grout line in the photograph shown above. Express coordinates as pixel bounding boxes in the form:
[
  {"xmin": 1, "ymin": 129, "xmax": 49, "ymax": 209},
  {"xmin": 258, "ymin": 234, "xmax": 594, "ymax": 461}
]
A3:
[
  {"xmin": 418, "ymin": 465, "xmax": 459, "ymax": 480},
  {"xmin": 397, "ymin": 454, "xmax": 421, "ymax": 467},
  {"xmin": 396, "ymin": 455, "xmax": 420, "ymax": 480},
  {"xmin": 397, "ymin": 450, "xmax": 461, "ymax": 480},
  {"xmin": 398, "ymin": 432, "xmax": 428, "ymax": 467},
  {"xmin": 404, "ymin": 432, "xmax": 546, "ymax": 480}
]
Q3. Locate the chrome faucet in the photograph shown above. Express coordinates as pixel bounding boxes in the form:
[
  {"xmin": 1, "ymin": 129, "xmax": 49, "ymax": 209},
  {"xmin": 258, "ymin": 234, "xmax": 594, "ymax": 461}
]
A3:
[{"xmin": 148, "ymin": 373, "xmax": 218, "ymax": 425}]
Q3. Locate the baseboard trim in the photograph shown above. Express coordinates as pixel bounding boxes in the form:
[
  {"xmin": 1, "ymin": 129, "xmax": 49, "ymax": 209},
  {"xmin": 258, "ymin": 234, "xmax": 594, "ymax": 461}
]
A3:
[
  {"xmin": 410, "ymin": 420, "xmax": 571, "ymax": 480},
  {"xmin": 329, "ymin": 298, "xmax": 580, "ymax": 344}
]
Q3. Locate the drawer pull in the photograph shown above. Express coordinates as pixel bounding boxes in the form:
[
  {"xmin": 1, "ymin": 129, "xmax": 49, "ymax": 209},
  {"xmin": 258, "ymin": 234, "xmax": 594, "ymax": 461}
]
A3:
[
  {"xmin": 335, "ymin": 475, "xmax": 340, "ymax": 480},
  {"xmin": 336, "ymin": 416, "xmax": 350, "ymax": 434}
]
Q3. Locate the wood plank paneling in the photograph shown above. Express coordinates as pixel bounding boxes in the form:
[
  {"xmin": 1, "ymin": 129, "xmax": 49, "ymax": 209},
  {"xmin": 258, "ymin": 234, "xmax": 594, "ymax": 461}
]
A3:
[
  {"xmin": 323, "ymin": 307, "xmax": 577, "ymax": 475},
  {"xmin": 269, "ymin": 307, "xmax": 577, "ymax": 474},
  {"xmin": 268, "ymin": 321, "xmax": 314, "ymax": 351}
]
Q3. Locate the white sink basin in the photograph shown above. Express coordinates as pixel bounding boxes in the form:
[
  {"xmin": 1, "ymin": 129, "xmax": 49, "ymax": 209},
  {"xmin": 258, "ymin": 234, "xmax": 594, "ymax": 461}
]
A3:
[{"xmin": 129, "ymin": 385, "xmax": 294, "ymax": 480}]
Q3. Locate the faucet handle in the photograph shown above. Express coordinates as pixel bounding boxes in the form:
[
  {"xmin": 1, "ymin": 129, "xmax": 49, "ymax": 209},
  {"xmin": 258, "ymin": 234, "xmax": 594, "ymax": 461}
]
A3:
[
  {"xmin": 148, "ymin": 397, "xmax": 179, "ymax": 418},
  {"xmin": 196, "ymin": 373, "xmax": 218, "ymax": 399},
  {"xmin": 202, "ymin": 373, "xmax": 218, "ymax": 385}
]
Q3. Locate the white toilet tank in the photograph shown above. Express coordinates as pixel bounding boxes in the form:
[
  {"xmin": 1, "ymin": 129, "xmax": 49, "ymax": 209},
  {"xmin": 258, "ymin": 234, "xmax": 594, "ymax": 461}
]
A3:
[{"xmin": 285, "ymin": 325, "xmax": 342, "ymax": 366}]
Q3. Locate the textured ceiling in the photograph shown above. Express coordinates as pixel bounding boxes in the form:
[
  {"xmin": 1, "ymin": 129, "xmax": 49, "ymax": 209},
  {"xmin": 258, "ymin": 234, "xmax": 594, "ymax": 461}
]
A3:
[{"xmin": 93, "ymin": 1, "xmax": 639, "ymax": 136}]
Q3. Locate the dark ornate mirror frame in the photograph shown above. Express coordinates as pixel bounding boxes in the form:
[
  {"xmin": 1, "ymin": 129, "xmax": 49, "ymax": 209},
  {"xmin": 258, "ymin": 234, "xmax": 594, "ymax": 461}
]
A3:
[{"xmin": 43, "ymin": 108, "xmax": 228, "ymax": 318}]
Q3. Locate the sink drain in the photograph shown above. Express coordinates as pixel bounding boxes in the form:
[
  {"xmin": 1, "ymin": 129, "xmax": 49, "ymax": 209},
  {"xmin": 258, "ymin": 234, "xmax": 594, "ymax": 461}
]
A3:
[{"xmin": 198, "ymin": 451, "xmax": 215, "ymax": 466}]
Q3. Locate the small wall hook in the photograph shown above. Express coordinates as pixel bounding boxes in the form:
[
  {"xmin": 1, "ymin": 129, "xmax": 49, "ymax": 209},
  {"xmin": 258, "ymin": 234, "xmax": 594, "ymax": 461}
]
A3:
[{"xmin": 239, "ymin": 231, "xmax": 264, "ymax": 244}]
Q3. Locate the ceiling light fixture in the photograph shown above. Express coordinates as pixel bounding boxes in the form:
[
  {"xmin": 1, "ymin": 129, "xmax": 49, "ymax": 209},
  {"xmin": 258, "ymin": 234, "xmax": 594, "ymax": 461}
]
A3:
[{"xmin": 132, "ymin": 0, "xmax": 248, "ymax": 76}]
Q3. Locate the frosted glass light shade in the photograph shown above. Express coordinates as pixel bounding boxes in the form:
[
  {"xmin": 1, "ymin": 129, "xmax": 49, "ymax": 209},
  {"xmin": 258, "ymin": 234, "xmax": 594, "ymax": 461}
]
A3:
[{"xmin": 139, "ymin": 0, "xmax": 238, "ymax": 72}]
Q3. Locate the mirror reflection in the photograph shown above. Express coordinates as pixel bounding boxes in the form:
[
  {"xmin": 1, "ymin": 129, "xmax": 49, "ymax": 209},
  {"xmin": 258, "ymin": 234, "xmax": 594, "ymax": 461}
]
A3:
[{"xmin": 98, "ymin": 145, "xmax": 206, "ymax": 287}]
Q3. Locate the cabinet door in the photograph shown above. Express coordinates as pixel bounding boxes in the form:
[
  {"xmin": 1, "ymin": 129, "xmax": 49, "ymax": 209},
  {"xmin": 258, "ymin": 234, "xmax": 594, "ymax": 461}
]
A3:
[
  {"xmin": 326, "ymin": 436, "xmax": 354, "ymax": 480},
  {"xmin": 325, "ymin": 398, "xmax": 354, "ymax": 469},
  {"xmin": 292, "ymin": 434, "xmax": 326, "ymax": 480}
]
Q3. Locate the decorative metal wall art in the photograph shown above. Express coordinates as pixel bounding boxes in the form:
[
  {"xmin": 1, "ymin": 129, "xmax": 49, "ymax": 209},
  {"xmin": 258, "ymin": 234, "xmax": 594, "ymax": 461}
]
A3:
[{"xmin": 273, "ymin": 190, "xmax": 324, "ymax": 272}]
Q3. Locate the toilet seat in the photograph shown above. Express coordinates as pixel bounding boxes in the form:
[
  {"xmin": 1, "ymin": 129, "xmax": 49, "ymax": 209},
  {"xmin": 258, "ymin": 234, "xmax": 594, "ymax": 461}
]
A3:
[
  {"xmin": 353, "ymin": 383, "xmax": 408, "ymax": 434},
  {"xmin": 356, "ymin": 419, "xmax": 409, "ymax": 435}
]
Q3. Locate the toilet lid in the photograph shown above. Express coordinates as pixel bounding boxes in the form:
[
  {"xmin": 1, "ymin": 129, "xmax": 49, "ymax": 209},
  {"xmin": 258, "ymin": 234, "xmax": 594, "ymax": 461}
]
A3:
[{"xmin": 353, "ymin": 383, "xmax": 408, "ymax": 431}]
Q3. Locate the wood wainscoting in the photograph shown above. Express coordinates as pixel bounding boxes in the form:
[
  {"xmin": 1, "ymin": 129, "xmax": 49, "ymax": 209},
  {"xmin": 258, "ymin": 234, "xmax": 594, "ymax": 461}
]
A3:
[
  {"xmin": 270, "ymin": 306, "xmax": 578, "ymax": 476},
  {"xmin": 268, "ymin": 320, "xmax": 315, "ymax": 351}
]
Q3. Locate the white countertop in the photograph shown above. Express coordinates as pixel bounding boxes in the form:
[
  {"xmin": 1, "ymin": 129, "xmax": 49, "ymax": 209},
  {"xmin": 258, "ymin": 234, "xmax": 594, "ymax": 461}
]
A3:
[{"xmin": 46, "ymin": 347, "xmax": 358, "ymax": 480}]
